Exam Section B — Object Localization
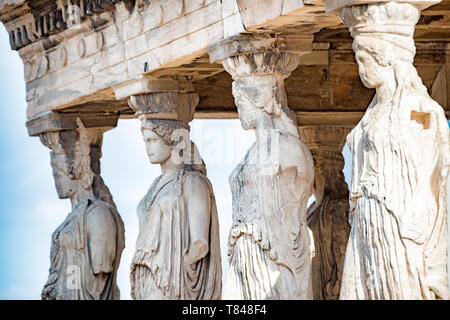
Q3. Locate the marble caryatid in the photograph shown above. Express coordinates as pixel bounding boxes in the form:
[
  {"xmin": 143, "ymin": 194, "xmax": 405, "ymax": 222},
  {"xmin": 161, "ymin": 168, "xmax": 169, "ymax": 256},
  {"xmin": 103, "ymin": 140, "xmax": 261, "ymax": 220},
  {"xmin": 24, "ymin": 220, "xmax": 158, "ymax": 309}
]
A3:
[
  {"xmin": 128, "ymin": 86, "xmax": 222, "ymax": 300},
  {"xmin": 338, "ymin": 2, "xmax": 450, "ymax": 300},
  {"xmin": 221, "ymin": 52, "xmax": 315, "ymax": 300},
  {"xmin": 299, "ymin": 126, "xmax": 352, "ymax": 300},
  {"xmin": 40, "ymin": 121, "xmax": 125, "ymax": 300}
]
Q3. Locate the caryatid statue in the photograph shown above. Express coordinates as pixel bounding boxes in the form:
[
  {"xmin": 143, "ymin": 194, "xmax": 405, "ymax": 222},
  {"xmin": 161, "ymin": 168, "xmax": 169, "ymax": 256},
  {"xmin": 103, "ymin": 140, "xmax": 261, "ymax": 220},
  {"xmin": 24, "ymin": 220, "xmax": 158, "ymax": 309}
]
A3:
[
  {"xmin": 128, "ymin": 81, "xmax": 222, "ymax": 300},
  {"xmin": 33, "ymin": 115, "xmax": 125, "ymax": 300},
  {"xmin": 221, "ymin": 51, "xmax": 315, "ymax": 300},
  {"xmin": 324, "ymin": 1, "xmax": 450, "ymax": 299},
  {"xmin": 299, "ymin": 126, "xmax": 352, "ymax": 300}
]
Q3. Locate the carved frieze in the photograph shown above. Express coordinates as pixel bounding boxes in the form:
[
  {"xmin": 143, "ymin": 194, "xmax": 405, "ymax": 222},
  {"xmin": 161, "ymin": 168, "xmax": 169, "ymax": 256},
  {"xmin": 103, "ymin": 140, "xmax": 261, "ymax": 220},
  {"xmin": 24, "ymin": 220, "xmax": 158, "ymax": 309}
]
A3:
[{"xmin": 0, "ymin": 0, "xmax": 122, "ymax": 50}]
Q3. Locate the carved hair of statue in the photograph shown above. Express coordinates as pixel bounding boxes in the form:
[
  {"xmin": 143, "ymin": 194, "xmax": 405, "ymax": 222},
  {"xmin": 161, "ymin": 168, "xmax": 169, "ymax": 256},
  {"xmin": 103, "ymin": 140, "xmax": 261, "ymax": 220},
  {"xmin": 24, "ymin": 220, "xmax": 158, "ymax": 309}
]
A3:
[
  {"xmin": 141, "ymin": 119, "xmax": 190, "ymax": 145},
  {"xmin": 140, "ymin": 118, "xmax": 207, "ymax": 175},
  {"xmin": 39, "ymin": 127, "xmax": 114, "ymax": 204}
]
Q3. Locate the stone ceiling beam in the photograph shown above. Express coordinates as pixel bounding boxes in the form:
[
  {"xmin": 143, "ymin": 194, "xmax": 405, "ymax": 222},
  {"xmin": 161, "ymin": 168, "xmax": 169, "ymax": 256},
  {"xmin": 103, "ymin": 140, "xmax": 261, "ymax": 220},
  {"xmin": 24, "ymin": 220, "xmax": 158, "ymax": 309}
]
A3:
[
  {"xmin": 322, "ymin": 0, "xmax": 441, "ymax": 11},
  {"xmin": 26, "ymin": 111, "xmax": 118, "ymax": 137}
]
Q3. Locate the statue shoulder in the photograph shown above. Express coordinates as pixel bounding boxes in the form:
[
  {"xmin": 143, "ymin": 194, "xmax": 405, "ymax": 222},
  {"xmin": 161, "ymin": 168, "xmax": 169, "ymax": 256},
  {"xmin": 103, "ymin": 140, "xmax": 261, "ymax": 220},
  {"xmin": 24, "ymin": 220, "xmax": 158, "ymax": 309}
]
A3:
[
  {"xmin": 279, "ymin": 134, "xmax": 314, "ymax": 174},
  {"xmin": 182, "ymin": 171, "xmax": 212, "ymax": 198},
  {"xmin": 86, "ymin": 203, "xmax": 117, "ymax": 233}
]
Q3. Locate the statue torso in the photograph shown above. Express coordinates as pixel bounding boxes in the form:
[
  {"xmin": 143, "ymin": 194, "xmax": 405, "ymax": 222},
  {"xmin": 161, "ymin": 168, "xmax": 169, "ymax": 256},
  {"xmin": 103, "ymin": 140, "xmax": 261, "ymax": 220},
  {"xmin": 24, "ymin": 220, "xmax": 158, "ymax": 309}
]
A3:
[{"xmin": 43, "ymin": 199, "xmax": 122, "ymax": 300}]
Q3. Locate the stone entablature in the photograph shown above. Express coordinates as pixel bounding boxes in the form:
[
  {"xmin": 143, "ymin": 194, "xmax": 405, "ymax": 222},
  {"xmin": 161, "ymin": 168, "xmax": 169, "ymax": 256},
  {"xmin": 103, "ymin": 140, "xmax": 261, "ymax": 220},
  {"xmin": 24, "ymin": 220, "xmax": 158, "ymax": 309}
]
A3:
[
  {"xmin": 1, "ymin": 0, "xmax": 121, "ymax": 50},
  {"xmin": 1, "ymin": 0, "xmax": 449, "ymax": 124}
]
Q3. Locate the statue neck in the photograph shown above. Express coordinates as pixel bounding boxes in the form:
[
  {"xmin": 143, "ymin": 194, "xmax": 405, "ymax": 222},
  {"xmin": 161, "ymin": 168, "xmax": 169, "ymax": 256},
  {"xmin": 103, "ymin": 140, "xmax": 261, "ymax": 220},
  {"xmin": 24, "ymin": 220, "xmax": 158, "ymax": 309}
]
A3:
[
  {"xmin": 375, "ymin": 63, "xmax": 416, "ymax": 104},
  {"xmin": 255, "ymin": 109, "xmax": 299, "ymax": 139},
  {"xmin": 376, "ymin": 79, "xmax": 397, "ymax": 103},
  {"xmin": 70, "ymin": 187, "xmax": 95, "ymax": 210},
  {"xmin": 255, "ymin": 112, "xmax": 275, "ymax": 137},
  {"xmin": 160, "ymin": 154, "xmax": 184, "ymax": 177}
]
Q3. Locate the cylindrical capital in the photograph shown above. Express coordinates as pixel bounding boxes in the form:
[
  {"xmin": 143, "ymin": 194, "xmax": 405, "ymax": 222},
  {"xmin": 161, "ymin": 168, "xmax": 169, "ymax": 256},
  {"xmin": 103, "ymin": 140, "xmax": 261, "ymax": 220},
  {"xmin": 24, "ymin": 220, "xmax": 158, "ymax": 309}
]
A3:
[
  {"xmin": 128, "ymin": 92, "xmax": 199, "ymax": 123},
  {"xmin": 126, "ymin": 79, "xmax": 199, "ymax": 123},
  {"xmin": 223, "ymin": 52, "xmax": 301, "ymax": 80},
  {"xmin": 299, "ymin": 125, "xmax": 351, "ymax": 156}
]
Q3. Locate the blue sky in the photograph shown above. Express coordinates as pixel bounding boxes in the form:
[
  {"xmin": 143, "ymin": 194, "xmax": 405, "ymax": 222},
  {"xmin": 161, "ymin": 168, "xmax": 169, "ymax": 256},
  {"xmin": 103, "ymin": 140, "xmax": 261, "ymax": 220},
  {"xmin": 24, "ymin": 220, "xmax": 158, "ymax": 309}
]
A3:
[{"xmin": 0, "ymin": 24, "xmax": 355, "ymax": 300}]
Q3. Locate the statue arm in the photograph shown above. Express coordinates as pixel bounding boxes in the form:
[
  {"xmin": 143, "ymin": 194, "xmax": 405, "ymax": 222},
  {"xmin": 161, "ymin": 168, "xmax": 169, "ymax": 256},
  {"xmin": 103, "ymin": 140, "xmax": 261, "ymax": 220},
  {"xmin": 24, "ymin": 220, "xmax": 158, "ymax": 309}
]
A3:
[
  {"xmin": 86, "ymin": 206, "xmax": 117, "ymax": 275},
  {"xmin": 183, "ymin": 175, "xmax": 211, "ymax": 266}
]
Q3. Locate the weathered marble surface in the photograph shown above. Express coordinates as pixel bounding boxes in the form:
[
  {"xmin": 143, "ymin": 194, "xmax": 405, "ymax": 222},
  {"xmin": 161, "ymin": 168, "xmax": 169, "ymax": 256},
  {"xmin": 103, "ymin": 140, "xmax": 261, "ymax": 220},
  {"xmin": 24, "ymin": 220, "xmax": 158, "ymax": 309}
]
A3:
[
  {"xmin": 128, "ymin": 85, "xmax": 222, "ymax": 300},
  {"xmin": 40, "ymin": 122, "xmax": 125, "ymax": 300},
  {"xmin": 338, "ymin": 2, "xmax": 450, "ymax": 300},
  {"xmin": 221, "ymin": 51, "xmax": 315, "ymax": 300}
]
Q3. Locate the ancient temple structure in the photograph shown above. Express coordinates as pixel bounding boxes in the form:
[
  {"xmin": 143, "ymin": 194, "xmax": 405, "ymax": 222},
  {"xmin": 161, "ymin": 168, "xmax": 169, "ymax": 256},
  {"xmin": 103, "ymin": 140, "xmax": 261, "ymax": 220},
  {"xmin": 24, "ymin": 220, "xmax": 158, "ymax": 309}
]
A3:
[{"xmin": 0, "ymin": 0, "xmax": 449, "ymax": 300}]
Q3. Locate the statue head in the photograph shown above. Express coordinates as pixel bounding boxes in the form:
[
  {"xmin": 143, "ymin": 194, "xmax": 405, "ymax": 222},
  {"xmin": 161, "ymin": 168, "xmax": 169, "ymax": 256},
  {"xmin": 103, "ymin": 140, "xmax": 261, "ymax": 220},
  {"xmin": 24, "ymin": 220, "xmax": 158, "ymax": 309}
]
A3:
[
  {"xmin": 231, "ymin": 75, "xmax": 287, "ymax": 130},
  {"xmin": 340, "ymin": 2, "xmax": 421, "ymax": 89},
  {"xmin": 140, "ymin": 119, "xmax": 206, "ymax": 174},
  {"xmin": 140, "ymin": 119, "xmax": 189, "ymax": 165},
  {"xmin": 223, "ymin": 52, "xmax": 299, "ymax": 131},
  {"xmin": 39, "ymin": 127, "xmax": 105, "ymax": 200}
]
